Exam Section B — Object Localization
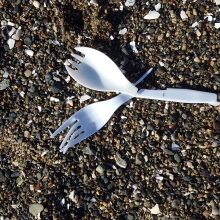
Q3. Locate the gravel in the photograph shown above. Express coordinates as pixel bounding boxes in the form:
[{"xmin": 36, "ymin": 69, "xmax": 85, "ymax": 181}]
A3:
[{"xmin": 0, "ymin": 0, "xmax": 220, "ymax": 219}]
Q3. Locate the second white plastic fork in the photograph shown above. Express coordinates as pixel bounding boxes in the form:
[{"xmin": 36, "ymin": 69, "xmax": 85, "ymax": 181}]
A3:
[
  {"xmin": 50, "ymin": 68, "xmax": 153, "ymax": 154},
  {"xmin": 65, "ymin": 46, "xmax": 138, "ymax": 96}
]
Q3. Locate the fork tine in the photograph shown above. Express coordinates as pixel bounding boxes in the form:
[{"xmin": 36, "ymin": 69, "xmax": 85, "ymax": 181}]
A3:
[
  {"xmin": 71, "ymin": 53, "xmax": 84, "ymax": 62},
  {"xmin": 60, "ymin": 131, "xmax": 86, "ymax": 154},
  {"xmin": 60, "ymin": 127, "xmax": 85, "ymax": 152},
  {"xmin": 67, "ymin": 59, "xmax": 81, "ymax": 69},
  {"xmin": 58, "ymin": 121, "xmax": 80, "ymax": 149},
  {"xmin": 50, "ymin": 114, "xmax": 77, "ymax": 138}
]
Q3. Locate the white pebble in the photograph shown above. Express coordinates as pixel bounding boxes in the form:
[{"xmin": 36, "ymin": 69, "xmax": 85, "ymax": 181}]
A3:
[
  {"xmin": 25, "ymin": 49, "xmax": 34, "ymax": 56},
  {"xmin": 150, "ymin": 204, "xmax": 160, "ymax": 214},
  {"xmin": 33, "ymin": 0, "xmax": 40, "ymax": 8},
  {"xmin": 144, "ymin": 10, "xmax": 160, "ymax": 19},
  {"xmin": 180, "ymin": 10, "xmax": 188, "ymax": 20},
  {"xmin": 119, "ymin": 28, "xmax": 127, "ymax": 35},
  {"xmin": 125, "ymin": 0, "xmax": 135, "ymax": 6},
  {"xmin": 7, "ymin": 38, "xmax": 15, "ymax": 49},
  {"xmin": 155, "ymin": 3, "xmax": 161, "ymax": 11}
]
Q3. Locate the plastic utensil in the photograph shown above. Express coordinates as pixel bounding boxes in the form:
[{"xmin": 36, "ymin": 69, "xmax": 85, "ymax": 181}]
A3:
[
  {"xmin": 136, "ymin": 88, "xmax": 220, "ymax": 106},
  {"xmin": 65, "ymin": 46, "xmax": 138, "ymax": 96},
  {"xmin": 50, "ymin": 68, "xmax": 153, "ymax": 154}
]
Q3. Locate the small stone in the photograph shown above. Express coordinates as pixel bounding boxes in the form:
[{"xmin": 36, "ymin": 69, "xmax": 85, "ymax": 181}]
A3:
[
  {"xmin": 119, "ymin": 28, "xmax": 127, "ymax": 35},
  {"xmin": 180, "ymin": 10, "xmax": 188, "ymax": 20},
  {"xmin": 24, "ymin": 37, "xmax": 32, "ymax": 45},
  {"xmin": 33, "ymin": 0, "xmax": 40, "ymax": 8},
  {"xmin": 11, "ymin": 172, "xmax": 20, "ymax": 178},
  {"xmin": 210, "ymin": 60, "xmax": 215, "ymax": 67},
  {"xmin": 147, "ymin": 124, "xmax": 153, "ymax": 130},
  {"xmin": 203, "ymin": 210, "xmax": 211, "ymax": 218},
  {"xmin": 0, "ymin": 79, "xmax": 10, "ymax": 90},
  {"xmin": 127, "ymin": 214, "xmax": 134, "ymax": 220},
  {"xmin": 213, "ymin": 121, "xmax": 220, "ymax": 131},
  {"xmin": 24, "ymin": 69, "xmax": 31, "ymax": 77},
  {"xmin": 16, "ymin": 177, "xmax": 23, "ymax": 186},
  {"xmin": 96, "ymin": 164, "xmax": 106, "ymax": 174},
  {"xmin": 29, "ymin": 203, "xmax": 44, "ymax": 216},
  {"xmin": 1, "ymin": 20, "xmax": 7, "ymax": 26},
  {"xmin": 182, "ymin": 113, "xmax": 188, "ymax": 119},
  {"xmin": 14, "ymin": 4, "xmax": 20, "ymax": 13},
  {"xmin": 67, "ymin": 99, "xmax": 73, "ymax": 106},
  {"xmin": 194, "ymin": 57, "xmax": 201, "ymax": 63},
  {"xmin": 150, "ymin": 204, "xmax": 160, "ymax": 214},
  {"xmin": 24, "ymin": 131, "xmax": 30, "ymax": 138},
  {"xmin": 7, "ymin": 38, "xmax": 15, "ymax": 49},
  {"xmin": 50, "ymin": 82, "xmax": 63, "ymax": 93},
  {"xmin": 25, "ymin": 49, "xmax": 34, "ymax": 56},
  {"xmin": 15, "ymin": 41, "xmax": 22, "ymax": 47},
  {"xmin": 45, "ymin": 73, "xmax": 52, "ymax": 82},
  {"xmin": 144, "ymin": 10, "xmax": 160, "ymax": 19},
  {"xmin": 171, "ymin": 199, "xmax": 180, "ymax": 209},
  {"xmin": 83, "ymin": 147, "xmax": 96, "ymax": 155},
  {"xmin": 28, "ymin": 86, "xmax": 35, "ymax": 93},
  {"xmin": 30, "ymin": 185, "xmax": 34, "ymax": 191},
  {"xmin": 174, "ymin": 153, "xmax": 181, "ymax": 162},
  {"xmin": 212, "ymin": 208, "xmax": 219, "ymax": 215},
  {"xmin": 125, "ymin": 0, "xmax": 135, "ymax": 6},
  {"xmin": 162, "ymin": 148, "xmax": 175, "ymax": 155},
  {"xmin": 0, "ymin": 170, "xmax": 6, "ymax": 182},
  {"xmin": 183, "ymin": 176, "xmax": 191, "ymax": 181},
  {"xmin": 157, "ymin": 67, "xmax": 165, "ymax": 73},
  {"xmin": 196, "ymin": 29, "xmax": 201, "ymax": 37},
  {"xmin": 12, "ymin": 27, "xmax": 22, "ymax": 40}
]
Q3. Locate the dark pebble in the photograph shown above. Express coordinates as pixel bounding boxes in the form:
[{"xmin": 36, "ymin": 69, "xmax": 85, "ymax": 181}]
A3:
[
  {"xmin": 0, "ymin": 170, "xmax": 6, "ymax": 182},
  {"xmin": 157, "ymin": 67, "xmax": 166, "ymax": 73},
  {"xmin": 183, "ymin": 176, "xmax": 191, "ymax": 181},
  {"xmin": 50, "ymin": 82, "xmax": 63, "ymax": 93},
  {"xmin": 45, "ymin": 73, "xmax": 52, "ymax": 82},
  {"xmin": 174, "ymin": 153, "xmax": 181, "ymax": 162},
  {"xmin": 11, "ymin": 172, "xmax": 20, "ymax": 178},
  {"xmin": 24, "ymin": 37, "xmax": 32, "ymax": 45},
  {"xmin": 28, "ymin": 86, "xmax": 36, "ymax": 93}
]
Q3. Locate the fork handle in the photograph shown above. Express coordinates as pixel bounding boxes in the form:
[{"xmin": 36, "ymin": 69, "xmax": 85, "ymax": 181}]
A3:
[{"xmin": 136, "ymin": 88, "xmax": 220, "ymax": 106}]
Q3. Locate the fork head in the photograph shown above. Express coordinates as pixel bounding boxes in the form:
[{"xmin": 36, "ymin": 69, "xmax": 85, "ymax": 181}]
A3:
[{"xmin": 59, "ymin": 123, "xmax": 97, "ymax": 154}]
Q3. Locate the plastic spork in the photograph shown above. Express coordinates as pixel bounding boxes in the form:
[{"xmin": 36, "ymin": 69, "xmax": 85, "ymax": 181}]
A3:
[
  {"xmin": 50, "ymin": 68, "xmax": 153, "ymax": 154},
  {"xmin": 65, "ymin": 46, "xmax": 138, "ymax": 96}
]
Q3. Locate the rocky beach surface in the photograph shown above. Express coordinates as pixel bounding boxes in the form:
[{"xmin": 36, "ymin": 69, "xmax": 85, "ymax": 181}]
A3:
[{"xmin": 0, "ymin": 0, "xmax": 220, "ymax": 219}]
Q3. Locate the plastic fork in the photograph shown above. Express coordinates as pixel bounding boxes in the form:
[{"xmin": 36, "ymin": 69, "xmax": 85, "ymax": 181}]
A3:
[
  {"xmin": 50, "ymin": 68, "xmax": 153, "ymax": 154},
  {"xmin": 65, "ymin": 46, "xmax": 138, "ymax": 96}
]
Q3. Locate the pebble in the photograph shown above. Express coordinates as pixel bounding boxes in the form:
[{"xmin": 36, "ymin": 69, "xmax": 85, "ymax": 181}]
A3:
[
  {"xmin": 25, "ymin": 49, "xmax": 34, "ymax": 56},
  {"xmin": 12, "ymin": 28, "xmax": 22, "ymax": 40},
  {"xmin": 29, "ymin": 203, "xmax": 44, "ymax": 216},
  {"xmin": 24, "ymin": 69, "xmax": 31, "ymax": 77},
  {"xmin": 96, "ymin": 165, "xmax": 106, "ymax": 174},
  {"xmin": 45, "ymin": 73, "xmax": 52, "ymax": 82},
  {"xmin": 0, "ymin": 170, "xmax": 6, "ymax": 182},
  {"xmin": 33, "ymin": 0, "xmax": 40, "ymax": 8},
  {"xmin": 82, "ymin": 146, "xmax": 96, "ymax": 155},
  {"xmin": 0, "ymin": 79, "xmax": 10, "ymax": 90},
  {"xmin": 24, "ymin": 37, "xmax": 32, "ymax": 45},
  {"xmin": 150, "ymin": 204, "xmax": 160, "ymax": 214},
  {"xmin": 182, "ymin": 113, "xmax": 188, "ymax": 119},
  {"xmin": 50, "ymin": 82, "xmax": 63, "ymax": 93},
  {"xmin": 162, "ymin": 147, "xmax": 175, "ymax": 156},
  {"xmin": 174, "ymin": 153, "xmax": 181, "ymax": 162},
  {"xmin": 28, "ymin": 86, "xmax": 35, "ymax": 93},
  {"xmin": 212, "ymin": 208, "xmax": 219, "ymax": 215},
  {"xmin": 7, "ymin": 38, "xmax": 15, "ymax": 49}
]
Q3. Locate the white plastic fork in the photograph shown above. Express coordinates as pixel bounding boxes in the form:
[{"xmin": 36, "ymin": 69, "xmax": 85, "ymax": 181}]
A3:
[
  {"xmin": 65, "ymin": 47, "xmax": 138, "ymax": 96},
  {"xmin": 50, "ymin": 68, "xmax": 153, "ymax": 154}
]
